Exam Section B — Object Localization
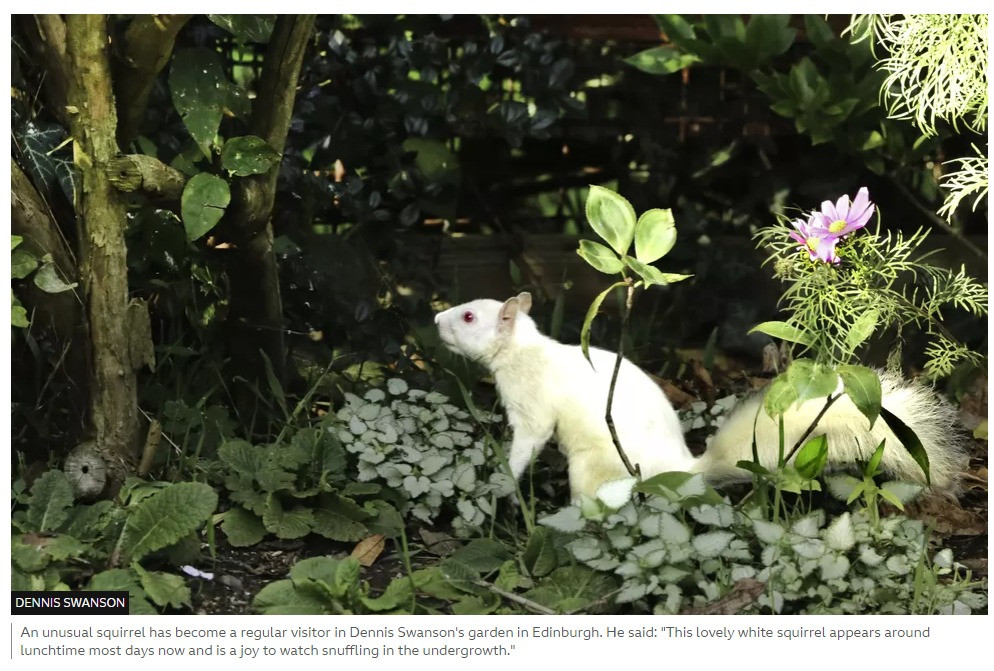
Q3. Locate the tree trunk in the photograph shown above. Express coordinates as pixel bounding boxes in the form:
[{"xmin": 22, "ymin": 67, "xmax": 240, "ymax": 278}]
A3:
[
  {"xmin": 226, "ymin": 15, "xmax": 315, "ymax": 424},
  {"xmin": 64, "ymin": 14, "xmax": 144, "ymax": 482}
]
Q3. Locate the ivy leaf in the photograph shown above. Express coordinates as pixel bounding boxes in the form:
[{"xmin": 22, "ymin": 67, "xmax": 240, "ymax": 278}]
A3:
[
  {"xmin": 120, "ymin": 482, "xmax": 218, "ymax": 563},
  {"xmin": 577, "ymin": 240, "xmax": 624, "ymax": 274},
  {"xmin": 221, "ymin": 135, "xmax": 282, "ymax": 177},
  {"xmin": 33, "ymin": 262, "xmax": 77, "ymax": 293},
  {"xmin": 585, "ymin": 185, "xmax": 637, "ymax": 255},
  {"xmin": 838, "ymin": 364, "xmax": 882, "ymax": 429},
  {"xmin": 748, "ymin": 321, "xmax": 814, "ymax": 347},
  {"xmin": 634, "ymin": 208, "xmax": 677, "ymax": 262},
  {"xmin": 181, "ymin": 173, "xmax": 230, "ymax": 241}
]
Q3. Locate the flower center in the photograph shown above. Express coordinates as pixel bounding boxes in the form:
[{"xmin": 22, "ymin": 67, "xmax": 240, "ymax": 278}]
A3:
[
  {"xmin": 828, "ymin": 219, "xmax": 847, "ymax": 233},
  {"xmin": 805, "ymin": 236, "xmax": 821, "ymax": 251}
]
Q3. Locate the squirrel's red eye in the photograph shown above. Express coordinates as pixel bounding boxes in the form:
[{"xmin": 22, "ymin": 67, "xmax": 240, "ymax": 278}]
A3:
[{"xmin": 462, "ymin": 311, "xmax": 475, "ymax": 324}]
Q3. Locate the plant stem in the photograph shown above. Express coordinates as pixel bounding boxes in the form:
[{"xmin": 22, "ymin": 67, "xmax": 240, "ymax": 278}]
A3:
[
  {"xmin": 605, "ymin": 280, "xmax": 639, "ymax": 479},
  {"xmin": 888, "ymin": 175, "xmax": 986, "ymax": 261},
  {"xmin": 782, "ymin": 393, "xmax": 842, "ymax": 465}
]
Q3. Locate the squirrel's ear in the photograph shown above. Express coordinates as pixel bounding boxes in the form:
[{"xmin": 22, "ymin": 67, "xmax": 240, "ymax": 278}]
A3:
[
  {"xmin": 516, "ymin": 292, "xmax": 532, "ymax": 315},
  {"xmin": 498, "ymin": 296, "xmax": 522, "ymax": 335}
]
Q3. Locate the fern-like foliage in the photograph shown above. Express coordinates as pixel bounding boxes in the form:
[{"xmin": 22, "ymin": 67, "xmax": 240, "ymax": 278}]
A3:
[{"xmin": 755, "ymin": 215, "xmax": 987, "ymax": 378}]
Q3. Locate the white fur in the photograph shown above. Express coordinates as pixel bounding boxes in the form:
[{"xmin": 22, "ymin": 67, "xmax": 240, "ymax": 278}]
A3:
[{"xmin": 435, "ymin": 294, "xmax": 965, "ymax": 500}]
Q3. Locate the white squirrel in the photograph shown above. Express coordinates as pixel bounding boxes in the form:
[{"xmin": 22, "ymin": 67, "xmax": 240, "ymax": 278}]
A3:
[{"xmin": 434, "ymin": 291, "xmax": 965, "ymax": 501}]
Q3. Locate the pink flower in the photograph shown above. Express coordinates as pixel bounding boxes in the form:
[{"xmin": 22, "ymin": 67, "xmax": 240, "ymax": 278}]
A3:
[
  {"xmin": 816, "ymin": 187, "xmax": 874, "ymax": 238},
  {"xmin": 789, "ymin": 212, "xmax": 840, "ymax": 264}
]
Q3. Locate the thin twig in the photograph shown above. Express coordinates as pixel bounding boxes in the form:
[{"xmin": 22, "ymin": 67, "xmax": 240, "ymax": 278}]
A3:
[
  {"xmin": 473, "ymin": 579, "xmax": 557, "ymax": 615},
  {"xmin": 605, "ymin": 279, "xmax": 639, "ymax": 478},
  {"xmin": 782, "ymin": 393, "xmax": 841, "ymax": 464},
  {"xmin": 888, "ymin": 175, "xmax": 986, "ymax": 261}
]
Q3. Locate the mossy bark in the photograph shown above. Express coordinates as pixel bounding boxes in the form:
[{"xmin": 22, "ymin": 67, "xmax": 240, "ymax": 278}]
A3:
[{"xmin": 64, "ymin": 14, "xmax": 143, "ymax": 481}]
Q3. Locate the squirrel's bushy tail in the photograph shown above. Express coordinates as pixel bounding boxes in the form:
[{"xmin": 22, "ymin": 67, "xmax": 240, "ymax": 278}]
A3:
[{"xmin": 693, "ymin": 371, "xmax": 967, "ymax": 490}]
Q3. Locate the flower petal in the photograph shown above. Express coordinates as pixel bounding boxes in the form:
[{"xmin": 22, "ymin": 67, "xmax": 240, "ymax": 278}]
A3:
[
  {"xmin": 821, "ymin": 200, "xmax": 838, "ymax": 221},
  {"xmin": 834, "ymin": 194, "xmax": 851, "ymax": 221}
]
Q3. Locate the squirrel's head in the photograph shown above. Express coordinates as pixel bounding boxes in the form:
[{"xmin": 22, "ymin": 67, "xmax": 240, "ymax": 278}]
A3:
[{"xmin": 434, "ymin": 292, "xmax": 534, "ymax": 363}]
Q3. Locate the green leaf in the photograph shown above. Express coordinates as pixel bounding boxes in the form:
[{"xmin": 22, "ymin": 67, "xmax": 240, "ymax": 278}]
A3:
[
  {"xmin": 207, "ymin": 14, "xmax": 275, "ymax": 43},
  {"xmin": 846, "ymin": 309, "xmax": 879, "ymax": 350},
  {"xmin": 449, "ymin": 538, "xmax": 512, "ymax": 574},
  {"xmin": 12, "ymin": 235, "xmax": 23, "ymax": 250},
  {"xmin": 221, "ymin": 135, "xmax": 281, "ymax": 176},
  {"xmin": 735, "ymin": 459, "xmax": 771, "ymax": 476},
  {"xmin": 120, "ymin": 482, "xmax": 218, "ymax": 563},
  {"xmin": 865, "ymin": 439, "xmax": 886, "ymax": 478},
  {"xmin": 794, "ymin": 434, "xmax": 828, "ymax": 479},
  {"xmin": 634, "ymin": 208, "xmax": 677, "ymax": 263},
  {"xmin": 221, "ymin": 506, "xmax": 267, "ymax": 547},
  {"xmin": 623, "ymin": 255, "xmax": 669, "ymax": 286},
  {"xmin": 87, "ymin": 569, "xmax": 156, "ymax": 615},
  {"xmin": 11, "ymin": 298, "xmax": 29, "ymax": 328},
  {"xmin": 624, "ymin": 46, "xmax": 699, "ymax": 74},
  {"xmin": 522, "ymin": 527, "xmax": 559, "ymax": 578},
  {"xmin": 33, "ymin": 262, "xmax": 77, "ymax": 293},
  {"xmin": 879, "ymin": 407, "xmax": 931, "ymax": 485},
  {"xmin": 837, "ymin": 364, "xmax": 882, "ymax": 429},
  {"xmin": 181, "ymin": 173, "xmax": 230, "ymax": 241},
  {"xmin": 579, "ymin": 281, "xmax": 626, "ymax": 364},
  {"xmin": 262, "ymin": 496, "xmax": 314, "ymax": 539},
  {"xmin": 787, "ymin": 359, "xmax": 838, "ymax": 405},
  {"xmin": 169, "ymin": 48, "xmax": 234, "ymax": 156},
  {"xmin": 311, "ymin": 494, "xmax": 369, "ymax": 542},
  {"xmin": 585, "ymin": 185, "xmax": 636, "ymax": 255},
  {"xmin": 538, "ymin": 506, "xmax": 586, "ymax": 533},
  {"xmin": 402, "ymin": 137, "xmax": 461, "ymax": 185},
  {"xmin": 653, "ymin": 15, "xmax": 697, "ymax": 48},
  {"xmin": 692, "ymin": 531, "xmax": 735, "ymax": 558},
  {"xmin": 135, "ymin": 565, "xmax": 191, "ymax": 610},
  {"xmin": 660, "ymin": 272, "xmax": 693, "ymax": 284},
  {"xmin": 11, "ymin": 249, "xmax": 38, "ymax": 279},
  {"xmin": 254, "ymin": 580, "xmax": 327, "ymax": 614},
  {"xmin": 763, "ymin": 372, "xmax": 797, "ymax": 418},
  {"xmin": 577, "ymin": 240, "xmax": 624, "ymax": 274},
  {"xmin": 26, "ymin": 470, "xmax": 75, "ymax": 532},
  {"xmin": 803, "ymin": 14, "xmax": 835, "ymax": 49},
  {"xmin": 748, "ymin": 321, "xmax": 814, "ymax": 346},
  {"xmin": 877, "ymin": 487, "xmax": 906, "ymax": 511}
]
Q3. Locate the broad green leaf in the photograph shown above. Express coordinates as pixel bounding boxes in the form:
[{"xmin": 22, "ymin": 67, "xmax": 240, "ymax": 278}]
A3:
[
  {"xmin": 26, "ymin": 470, "xmax": 74, "ymax": 532},
  {"xmin": 794, "ymin": 434, "xmax": 828, "ymax": 479},
  {"xmin": 634, "ymin": 208, "xmax": 677, "ymax": 263},
  {"xmin": 585, "ymin": 185, "xmax": 636, "ymax": 255},
  {"xmin": 846, "ymin": 309, "xmax": 879, "ymax": 350},
  {"xmin": 221, "ymin": 135, "xmax": 281, "ymax": 177},
  {"xmin": 577, "ymin": 240, "xmax": 624, "ymax": 274},
  {"xmin": 787, "ymin": 359, "xmax": 838, "ymax": 404},
  {"xmin": 879, "ymin": 408, "xmax": 931, "ymax": 485},
  {"xmin": 653, "ymin": 15, "xmax": 697, "ymax": 48},
  {"xmin": 16, "ymin": 121, "xmax": 78, "ymax": 203},
  {"xmin": 135, "ymin": 565, "xmax": 191, "ymax": 609},
  {"xmin": 33, "ymin": 262, "xmax": 77, "ymax": 293},
  {"xmin": 763, "ymin": 372, "xmax": 797, "ymax": 417},
  {"xmin": 522, "ymin": 527, "xmax": 559, "ymax": 578},
  {"xmin": 623, "ymin": 255, "xmax": 669, "ymax": 286},
  {"xmin": 748, "ymin": 321, "xmax": 814, "ymax": 347},
  {"xmin": 86, "ymin": 569, "xmax": 156, "ymax": 614},
  {"xmin": 837, "ymin": 364, "xmax": 882, "ymax": 428},
  {"xmin": 181, "ymin": 173, "xmax": 230, "ymax": 241},
  {"xmin": 207, "ymin": 14, "xmax": 275, "ymax": 43},
  {"xmin": 170, "ymin": 49, "xmax": 231, "ymax": 156},
  {"xmin": 254, "ymin": 580, "xmax": 327, "ymax": 614},
  {"xmin": 11, "ymin": 249, "xmax": 37, "ymax": 279},
  {"xmin": 220, "ymin": 506, "xmax": 267, "ymax": 547},
  {"xmin": 450, "ymin": 538, "xmax": 512, "ymax": 573},
  {"xmin": 311, "ymin": 494, "xmax": 369, "ymax": 542},
  {"xmin": 11, "ymin": 301, "xmax": 29, "ymax": 328},
  {"xmin": 624, "ymin": 47, "xmax": 699, "ymax": 75},
  {"xmin": 579, "ymin": 281, "xmax": 625, "ymax": 363},
  {"xmin": 262, "ymin": 496, "xmax": 313, "ymax": 539},
  {"xmin": 120, "ymin": 482, "xmax": 218, "ymax": 563},
  {"xmin": 12, "ymin": 235, "xmax": 23, "ymax": 249},
  {"xmin": 403, "ymin": 138, "xmax": 461, "ymax": 185}
]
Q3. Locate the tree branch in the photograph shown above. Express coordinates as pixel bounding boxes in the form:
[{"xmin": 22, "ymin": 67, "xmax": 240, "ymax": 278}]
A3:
[
  {"xmin": 115, "ymin": 14, "xmax": 191, "ymax": 147},
  {"xmin": 108, "ymin": 154, "xmax": 188, "ymax": 201},
  {"xmin": 23, "ymin": 15, "xmax": 71, "ymax": 127}
]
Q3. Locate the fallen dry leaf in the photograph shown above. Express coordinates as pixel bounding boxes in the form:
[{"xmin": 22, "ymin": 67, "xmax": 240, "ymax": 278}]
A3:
[{"xmin": 351, "ymin": 534, "xmax": 385, "ymax": 567}]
